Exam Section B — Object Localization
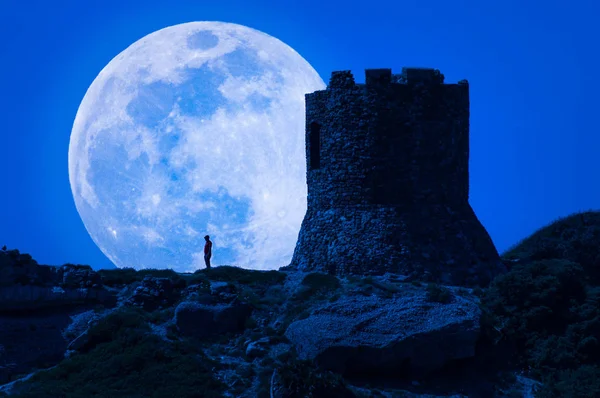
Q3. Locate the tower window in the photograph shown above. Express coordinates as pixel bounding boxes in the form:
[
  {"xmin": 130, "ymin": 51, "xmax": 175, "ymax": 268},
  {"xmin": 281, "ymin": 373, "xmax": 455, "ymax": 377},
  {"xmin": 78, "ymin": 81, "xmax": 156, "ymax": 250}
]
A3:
[{"xmin": 309, "ymin": 122, "xmax": 321, "ymax": 170}]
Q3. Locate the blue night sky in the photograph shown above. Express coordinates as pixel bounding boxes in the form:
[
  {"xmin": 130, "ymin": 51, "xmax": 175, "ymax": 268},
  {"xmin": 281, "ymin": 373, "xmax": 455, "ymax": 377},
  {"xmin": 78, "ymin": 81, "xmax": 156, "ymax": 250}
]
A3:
[{"xmin": 0, "ymin": 0, "xmax": 598, "ymax": 270}]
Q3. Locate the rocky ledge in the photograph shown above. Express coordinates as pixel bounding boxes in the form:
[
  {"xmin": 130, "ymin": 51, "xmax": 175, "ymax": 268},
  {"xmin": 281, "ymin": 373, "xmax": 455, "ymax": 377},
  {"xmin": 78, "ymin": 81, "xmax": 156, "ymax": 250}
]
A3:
[
  {"xmin": 0, "ymin": 249, "xmax": 116, "ymax": 313},
  {"xmin": 0, "ymin": 250, "xmax": 540, "ymax": 397}
]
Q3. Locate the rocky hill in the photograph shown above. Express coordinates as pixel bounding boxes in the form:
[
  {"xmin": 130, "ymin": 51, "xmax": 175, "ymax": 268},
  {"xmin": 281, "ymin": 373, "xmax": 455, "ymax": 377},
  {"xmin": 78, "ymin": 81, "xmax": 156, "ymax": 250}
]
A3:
[{"xmin": 1, "ymin": 210, "xmax": 599, "ymax": 397}]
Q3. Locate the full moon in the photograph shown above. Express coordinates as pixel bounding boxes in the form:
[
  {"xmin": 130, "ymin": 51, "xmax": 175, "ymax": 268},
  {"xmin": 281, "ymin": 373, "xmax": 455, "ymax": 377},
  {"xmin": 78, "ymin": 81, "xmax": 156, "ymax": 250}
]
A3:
[{"xmin": 68, "ymin": 22, "xmax": 326, "ymax": 272}]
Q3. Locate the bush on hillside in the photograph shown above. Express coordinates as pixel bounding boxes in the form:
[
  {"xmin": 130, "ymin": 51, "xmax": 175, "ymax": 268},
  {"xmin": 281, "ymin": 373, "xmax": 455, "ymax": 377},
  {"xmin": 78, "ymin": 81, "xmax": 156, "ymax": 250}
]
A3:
[
  {"xmin": 482, "ymin": 259, "xmax": 586, "ymax": 350},
  {"xmin": 9, "ymin": 307, "xmax": 225, "ymax": 398},
  {"xmin": 482, "ymin": 212, "xmax": 600, "ymax": 396},
  {"xmin": 534, "ymin": 365, "xmax": 600, "ymax": 398},
  {"xmin": 504, "ymin": 211, "xmax": 600, "ymax": 283},
  {"xmin": 481, "ymin": 257, "xmax": 600, "ymax": 396}
]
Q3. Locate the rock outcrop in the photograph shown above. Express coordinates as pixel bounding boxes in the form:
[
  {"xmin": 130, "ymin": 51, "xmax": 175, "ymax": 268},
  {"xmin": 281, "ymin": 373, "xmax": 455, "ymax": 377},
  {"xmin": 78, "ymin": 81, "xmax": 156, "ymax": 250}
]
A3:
[
  {"xmin": 0, "ymin": 249, "xmax": 116, "ymax": 313},
  {"xmin": 0, "ymin": 252, "xmax": 544, "ymax": 397},
  {"xmin": 0, "ymin": 250, "xmax": 117, "ymax": 383},
  {"xmin": 285, "ymin": 285, "xmax": 480, "ymax": 378},
  {"xmin": 125, "ymin": 276, "xmax": 180, "ymax": 311}
]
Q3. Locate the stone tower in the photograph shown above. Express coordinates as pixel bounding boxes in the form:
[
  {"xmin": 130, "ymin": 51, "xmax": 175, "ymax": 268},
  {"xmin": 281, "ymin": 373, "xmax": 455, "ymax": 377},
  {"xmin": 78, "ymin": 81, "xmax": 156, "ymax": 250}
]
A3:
[{"xmin": 289, "ymin": 67, "xmax": 505, "ymax": 286}]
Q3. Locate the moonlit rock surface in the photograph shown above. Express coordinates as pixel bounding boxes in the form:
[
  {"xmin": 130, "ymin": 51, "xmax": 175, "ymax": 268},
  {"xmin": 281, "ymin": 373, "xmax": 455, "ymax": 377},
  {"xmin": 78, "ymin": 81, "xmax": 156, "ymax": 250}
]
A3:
[{"xmin": 68, "ymin": 22, "xmax": 326, "ymax": 272}]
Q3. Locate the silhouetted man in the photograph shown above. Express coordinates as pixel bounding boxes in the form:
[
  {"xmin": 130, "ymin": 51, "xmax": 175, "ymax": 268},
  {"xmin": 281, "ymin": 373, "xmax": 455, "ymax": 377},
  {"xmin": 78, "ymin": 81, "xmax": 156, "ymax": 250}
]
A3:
[{"xmin": 204, "ymin": 235, "xmax": 212, "ymax": 269}]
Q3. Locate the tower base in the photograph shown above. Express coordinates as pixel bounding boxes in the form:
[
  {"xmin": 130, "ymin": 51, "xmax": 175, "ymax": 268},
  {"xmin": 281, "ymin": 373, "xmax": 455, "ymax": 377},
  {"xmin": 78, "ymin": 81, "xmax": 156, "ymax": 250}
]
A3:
[{"xmin": 289, "ymin": 204, "xmax": 505, "ymax": 287}]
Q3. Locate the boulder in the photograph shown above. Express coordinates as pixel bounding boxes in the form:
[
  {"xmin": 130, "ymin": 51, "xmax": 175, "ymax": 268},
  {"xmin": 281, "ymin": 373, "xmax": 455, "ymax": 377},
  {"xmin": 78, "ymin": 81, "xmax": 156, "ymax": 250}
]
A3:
[
  {"xmin": 125, "ymin": 276, "xmax": 179, "ymax": 311},
  {"xmin": 210, "ymin": 281, "xmax": 233, "ymax": 295},
  {"xmin": 175, "ymin": 300, "xmax": 252, "ymax": 339},
  {"xmin": 284, "ymin": 287, "xmax": 480, "ymax": 378},
  {"xmin": 58, "ymin": 264, "xmax": 102, "ymax": 288}
]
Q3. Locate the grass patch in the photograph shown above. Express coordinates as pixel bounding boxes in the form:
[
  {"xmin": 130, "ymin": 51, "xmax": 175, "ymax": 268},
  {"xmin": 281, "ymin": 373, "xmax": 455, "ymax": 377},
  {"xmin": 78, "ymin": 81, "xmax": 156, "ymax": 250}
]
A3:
[
  {"xmin": 98, "ymin": 268, "xmax": 183, "ymax": 287},
  {"xmin": 293, "ymin": 272, "xmax": 341, "ymax": 301},
  {"xmin": 259, "ymin": 285, "xmax": 287, "ymax": 306},
  {"xmin": 195, "ymin": 266, "xmax": 286, "ymax": 287},
  {"xmin": 346, "ymin": 276, "xmax": 401, "ymax": 297},
  {"xmin": 9, "ymin": 307, "xmax": 225, "ymax": 398}
]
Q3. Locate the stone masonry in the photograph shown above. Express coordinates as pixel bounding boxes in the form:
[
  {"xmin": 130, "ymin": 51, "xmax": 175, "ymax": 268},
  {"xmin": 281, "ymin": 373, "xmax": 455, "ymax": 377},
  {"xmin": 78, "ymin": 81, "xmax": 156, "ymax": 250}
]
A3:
[{"xmin": 289, "ymin": 67, "xmax": 505, "ymax": 286}]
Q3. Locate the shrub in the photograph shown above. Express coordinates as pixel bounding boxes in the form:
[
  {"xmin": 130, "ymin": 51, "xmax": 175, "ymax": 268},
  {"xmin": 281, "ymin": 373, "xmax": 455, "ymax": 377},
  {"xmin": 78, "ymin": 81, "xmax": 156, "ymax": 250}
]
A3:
[{"xmin": 425, "ymin": 283, "xmax": 453, "ymax": 304}]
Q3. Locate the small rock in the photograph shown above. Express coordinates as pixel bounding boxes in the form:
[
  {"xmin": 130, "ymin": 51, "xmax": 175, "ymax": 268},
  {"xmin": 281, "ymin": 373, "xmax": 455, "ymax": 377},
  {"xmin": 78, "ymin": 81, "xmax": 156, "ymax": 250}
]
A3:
[{"xmin": 246, "ymin": 337, "xmax": 270, "ymax": 359}]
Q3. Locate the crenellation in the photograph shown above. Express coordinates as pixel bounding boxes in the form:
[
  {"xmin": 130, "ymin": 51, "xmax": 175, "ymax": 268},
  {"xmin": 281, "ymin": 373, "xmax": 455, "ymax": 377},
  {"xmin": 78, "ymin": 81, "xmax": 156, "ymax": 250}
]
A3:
[
  {"xmin": 400, "ymin": 67, "xmax": 445, "ymax": 85},
  {"xmin": 290, "ymin": 67, "xmax": 504, "ymax": 287},
  {"xmin": 365, "ymin": 68, "xmax": 392, "ymax": 87},
  {"xmin": 328, "ymin": 70, "xmax": 355, "ymax": 89}
]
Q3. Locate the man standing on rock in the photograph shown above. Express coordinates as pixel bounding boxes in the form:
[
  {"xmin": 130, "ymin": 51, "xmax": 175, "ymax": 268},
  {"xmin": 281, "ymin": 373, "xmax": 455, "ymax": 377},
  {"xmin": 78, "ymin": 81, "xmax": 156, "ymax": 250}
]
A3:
[{"xmin": 204, "ymin": 235, "xmax": 212, "ymax": 269}]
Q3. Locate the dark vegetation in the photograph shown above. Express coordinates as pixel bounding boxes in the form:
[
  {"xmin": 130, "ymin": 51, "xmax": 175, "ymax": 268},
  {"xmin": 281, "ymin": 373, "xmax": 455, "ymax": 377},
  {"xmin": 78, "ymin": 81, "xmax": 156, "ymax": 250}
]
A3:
[
  {"xmin": 346, "ymin": 275, "xmax": 401, "ymax": 298},
  {"xmin": 276, "ymin": 272, "xmax": 342, "ymax": 333},
  {"xmin": 98, "ymin": 267, "xmax": 187, "ymax": 287},
  {"xmin": 275, "ymin": 358, "xmax": 355, "ymax": 397},
  {"xmin": 294, "ymin": 272, "xmax": 341, "ymax": 300},
  {"xmin": 198, "ymin": 266, "xmax": 288, "ymax": 311},
  {"xmin": 195, "ymin": 265, "xmax": 286, "ymax": 287},
  {"xmin": 7, "ymin": 307, "xmax": 225, "ymax": 398},
  {"xmin": 480, "ymin": 210, "xmax": 600, "ymax": 397},
  {"xmin": 425, "ymin": 283, "xmax": 453, "ymax": 304}
]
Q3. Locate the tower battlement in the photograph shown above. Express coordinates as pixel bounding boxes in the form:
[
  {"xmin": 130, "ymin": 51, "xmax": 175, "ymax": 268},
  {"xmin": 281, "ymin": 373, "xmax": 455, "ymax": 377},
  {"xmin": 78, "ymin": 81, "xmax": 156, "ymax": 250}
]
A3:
[
  {"xmin": 290, "ymin": 67, "xmax": 504, "ymax": 287},
  {"xmin": 327, "ymin": 68, "xmax": 452, "ymax": 90}
]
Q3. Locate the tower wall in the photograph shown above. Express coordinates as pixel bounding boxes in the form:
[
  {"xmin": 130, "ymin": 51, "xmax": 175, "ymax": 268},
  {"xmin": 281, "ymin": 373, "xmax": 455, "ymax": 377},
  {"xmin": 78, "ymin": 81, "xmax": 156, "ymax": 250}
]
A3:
[
  {"xmin": 289, "ymin": 67, "xmax": 505, "ymax": 287},
  {"xmin": 305, "ymin": 68, "xmax": 470, "ymax": 210}
]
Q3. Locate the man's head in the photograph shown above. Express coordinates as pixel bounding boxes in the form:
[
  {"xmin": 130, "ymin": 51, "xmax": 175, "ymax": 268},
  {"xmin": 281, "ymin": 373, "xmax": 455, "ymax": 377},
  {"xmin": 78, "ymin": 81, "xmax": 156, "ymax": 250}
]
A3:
[{"xmin": 204, "ymin": 235, "xmax": 210, "ymax": 241}]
